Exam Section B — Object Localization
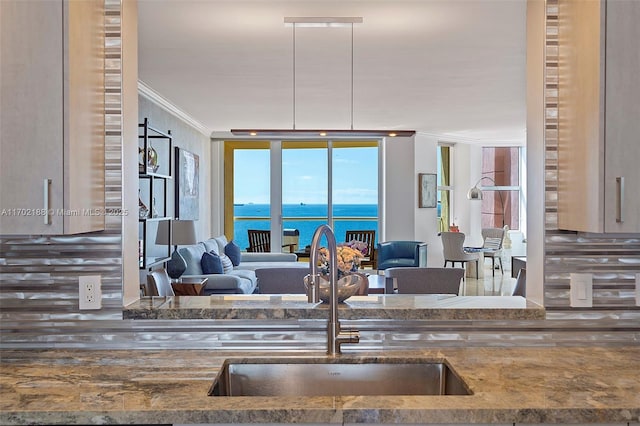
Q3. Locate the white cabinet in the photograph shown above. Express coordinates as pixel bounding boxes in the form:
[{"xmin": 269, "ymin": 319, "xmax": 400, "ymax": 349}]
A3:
[
  {"xmin": 0, "ymin": 0, "xmax": 105, "ymax": 235},
  {"xmin": 557, "ymin": 0, "xmax": 640, "ymax": 233}
]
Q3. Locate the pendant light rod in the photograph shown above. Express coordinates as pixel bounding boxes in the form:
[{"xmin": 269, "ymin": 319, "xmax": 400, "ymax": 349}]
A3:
[
  {"xmin": 351, "ymin": 22, "xmax": 354, "ymax": 130},
  {"xmin": 293, "ymin": 22, "xmax": 296, "ymax": 130}
]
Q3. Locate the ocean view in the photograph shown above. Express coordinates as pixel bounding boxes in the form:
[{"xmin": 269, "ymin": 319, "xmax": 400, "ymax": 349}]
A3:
[{"xmin": 233, "ymin": 204, "xmax": 378, "ymax": 251}]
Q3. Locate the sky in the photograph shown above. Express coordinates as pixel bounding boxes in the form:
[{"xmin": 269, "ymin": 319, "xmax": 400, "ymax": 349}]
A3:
[{"xmin": 234, "ymin": 146, "xmax": 378, "ymax": 205}]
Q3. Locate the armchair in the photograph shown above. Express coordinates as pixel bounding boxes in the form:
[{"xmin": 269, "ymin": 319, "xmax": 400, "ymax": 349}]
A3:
[{"xmin": 376, "ymin": 241, "xmax": 428, "ymax": 271}]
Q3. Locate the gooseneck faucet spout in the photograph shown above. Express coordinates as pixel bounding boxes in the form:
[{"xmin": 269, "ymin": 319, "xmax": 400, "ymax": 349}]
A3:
[{"xmin": 308, "ymin": 225, "xmax": 360, "ymax": 355}]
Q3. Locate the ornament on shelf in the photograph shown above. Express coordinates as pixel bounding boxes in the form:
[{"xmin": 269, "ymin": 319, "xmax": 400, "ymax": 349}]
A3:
[
  {"xmin": 138, "ymin": 190, "xmax": 149, "ymax": 219},
  {"xmin": 139, "ymin": 146, "xmax": 159, "ymax": 173}
]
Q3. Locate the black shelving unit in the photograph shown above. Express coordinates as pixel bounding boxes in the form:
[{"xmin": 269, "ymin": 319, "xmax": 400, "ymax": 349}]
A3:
[{"xmin": 138, "ymin": 118, "xmax": 172, "ymax": 270}]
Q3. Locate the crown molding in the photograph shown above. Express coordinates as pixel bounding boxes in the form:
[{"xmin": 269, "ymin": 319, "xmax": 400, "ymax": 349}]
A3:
[
  {"xmin": 416, "ymin": 131, "xmax": 525, "ymax": 146},
  {"xmin": 137, "ymin": 80, "xmax": 211, "ymax": 137}
]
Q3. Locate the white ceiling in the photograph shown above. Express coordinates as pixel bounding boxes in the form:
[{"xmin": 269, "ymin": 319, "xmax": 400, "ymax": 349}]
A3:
[{"xmin": 138, "ymin": 0, "xmax": 527, "ymax": 144}]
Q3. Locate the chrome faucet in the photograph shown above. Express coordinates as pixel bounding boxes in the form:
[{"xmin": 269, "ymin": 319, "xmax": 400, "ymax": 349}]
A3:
[{"xmin": 307, "ymin": 224, "xmax": 360, "ymax": 355}]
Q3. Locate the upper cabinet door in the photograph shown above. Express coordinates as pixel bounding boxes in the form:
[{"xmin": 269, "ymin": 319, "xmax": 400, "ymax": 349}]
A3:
[
  {"xmin": 0, "ymin": 0, "xmax": 65, "ymax": 234},
  {"xmin": 0, "ymin": 0, "xmax": 104, "ymax": 235},
  {"xmin": 557, "ymin": 0, "xmax": 640, "ymax": 234},
  {"xmin": 603, "ymin": 0, "xmax": 640, "ymax": 233}
]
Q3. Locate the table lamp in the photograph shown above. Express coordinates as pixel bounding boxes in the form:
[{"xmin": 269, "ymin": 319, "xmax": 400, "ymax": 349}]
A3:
[{"xmin": 156, "ymin": 219, "xmax": 197, "ymax": 279}]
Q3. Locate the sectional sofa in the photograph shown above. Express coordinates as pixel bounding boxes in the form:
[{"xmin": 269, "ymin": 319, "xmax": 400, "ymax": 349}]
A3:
[{"xmin": 168, "ymin": 235, "xmax": 307, "ymax": 295}]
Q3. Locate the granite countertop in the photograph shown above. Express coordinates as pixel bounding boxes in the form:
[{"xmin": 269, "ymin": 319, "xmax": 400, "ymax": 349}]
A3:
[
  {"xmin": 1, "ymin": 347, "xmax": 639, "ymax": 425},
  {"xmin": 124, "ymin": 294, "xmax": 545, "ymax": 321}
]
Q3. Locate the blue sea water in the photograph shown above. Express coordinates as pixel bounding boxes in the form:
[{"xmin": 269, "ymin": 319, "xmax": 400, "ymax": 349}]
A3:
[{"xmin": 233, "ymin": 204, "xmax": 378, "ymax": 251}]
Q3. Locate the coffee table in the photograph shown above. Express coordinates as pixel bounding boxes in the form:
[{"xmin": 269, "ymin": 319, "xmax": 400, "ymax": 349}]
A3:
[{"xmin": 171, "ymin": 277, "xmax": 208, "ymax": 296}]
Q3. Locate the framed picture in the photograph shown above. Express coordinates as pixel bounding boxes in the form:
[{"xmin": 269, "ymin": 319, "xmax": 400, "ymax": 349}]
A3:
[
  {"xmin": 175, "ymin": 147, "xmax": 199, "ymax": 220},
  {"xmin": 418, "ymin": 173, "xmax": 437, "ymax": 208}
]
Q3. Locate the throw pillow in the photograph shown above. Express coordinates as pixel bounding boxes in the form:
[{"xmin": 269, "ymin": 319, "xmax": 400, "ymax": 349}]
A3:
[
  {"xmin": 225, "ymin": 240, "xmax": 242, "ymax": 266},
  {"xmin": 219, "ymin": 253, "xmax": 234, "ymax": 274},
  {"xmin": 201, "ymin": 251, "xmax": 223, "ymax": 274}
]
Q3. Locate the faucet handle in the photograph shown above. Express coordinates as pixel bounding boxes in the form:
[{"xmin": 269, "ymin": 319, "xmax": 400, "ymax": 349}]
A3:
[
  {"xmin": 336, "ymin": 326, "xmax": 360, "ymax": 352},
  {"xmin": 305, "ymin": 273, "xmax": 321, "ymax": 303}
]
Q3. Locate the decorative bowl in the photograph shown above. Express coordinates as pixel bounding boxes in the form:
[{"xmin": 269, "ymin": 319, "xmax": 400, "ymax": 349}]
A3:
[{"xmin": 304, "ymin": 273, "xmax": 365, "ymax": 303}]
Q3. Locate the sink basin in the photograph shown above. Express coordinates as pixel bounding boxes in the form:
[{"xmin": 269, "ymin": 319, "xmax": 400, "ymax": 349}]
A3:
[{"xmin": 208, "ymin": 358, "xmax": 472, "ymax": 396}]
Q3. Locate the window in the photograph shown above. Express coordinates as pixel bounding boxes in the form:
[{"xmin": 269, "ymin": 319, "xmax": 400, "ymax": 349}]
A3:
[
  {"xmin": 437, "ymin": 145, "xmax": 452, "ymax": 232},
  {"xmin": 480, "ymin": 147, "xmax": 521, "ymax": 230},
  {"xmin": 226, "ymin": 140, "xmax": 379, "ymax": 251}
]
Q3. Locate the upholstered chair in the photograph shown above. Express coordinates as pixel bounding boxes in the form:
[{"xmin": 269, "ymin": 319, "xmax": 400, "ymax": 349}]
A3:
[
  {"xmin": 376, "ymin": 241, "xmax": 428, "ymax": 271},
  {"xmin": 385, "ymin": 267, "xmax": 465, "ymax": 295},
  {"xmin": 148, "ymin": 269, "xmax": 175, "ymax": 297},
  {"xmin": 440, "ymin": 232, "xmax": 480, "ymax": 279}
]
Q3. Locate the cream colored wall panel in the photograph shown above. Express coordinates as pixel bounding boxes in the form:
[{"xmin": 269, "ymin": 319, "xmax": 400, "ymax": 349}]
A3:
[
  {"xmin": 64, "ymin": 0, "xmax": 105, "ymax": 233},
  {"xmin": 557, "ymin": 0, "xmax": 640, "ymax": 233},
  {"xmin": 557, "ymin": 0, "xmax": 605, "ymax": 232}
]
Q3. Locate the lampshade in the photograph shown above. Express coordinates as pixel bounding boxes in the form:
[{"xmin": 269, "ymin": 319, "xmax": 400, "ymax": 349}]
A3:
[
  {"xmin": 467, "ymin": 176, "xmax": 497, "ymax": 201},
  {"xmin": 467, "ymin": 176, "xmax": 506, "ymax": 228},
  {"xmin": 467, "ymin": 186, "xmax": 483, "ymax": 200},
  {"xmin": 155, "ymin": 220, "xmax": 197, "ymax": 246}
]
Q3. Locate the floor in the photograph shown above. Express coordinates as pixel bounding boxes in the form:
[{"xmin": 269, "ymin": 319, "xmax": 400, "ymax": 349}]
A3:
[{"xmin": 461, "ymin": 262, "xmax": 516, "ymax": 296}]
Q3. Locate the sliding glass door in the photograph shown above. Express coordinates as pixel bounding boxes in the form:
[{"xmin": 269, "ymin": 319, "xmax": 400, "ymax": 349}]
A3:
[
  {"xmin": 282, "ymin": 142, "xmax": 328, "ymax": 252},
  {"xmin": 331, "ymin": 142, "xmax": 378, "ymax": 245},
  {"xmin": 228, "ymin": 143, "xmax": 271, "ymax": 251}
]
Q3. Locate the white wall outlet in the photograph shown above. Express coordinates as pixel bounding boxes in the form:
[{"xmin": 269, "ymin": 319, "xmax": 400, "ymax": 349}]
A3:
[
  {"xmin": 570, "ymin": 272, "xmax": 593, "ymax": 308},
  {"xmin": 79, "ymin": 275, "xmax": 102, "ymax": 310}
]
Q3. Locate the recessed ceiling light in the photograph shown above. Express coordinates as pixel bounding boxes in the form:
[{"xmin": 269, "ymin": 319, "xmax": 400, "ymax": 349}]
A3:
[
  {"xmin": 249, "ymin": 132, "xmax": 257, "ymax": 136},
  {"xmin": 388, "ymin": 133, "xmax": 397, "ymax": 137},
  {"xmin": 319, "ymin": 132, "xmax": 327, "ymax": 136}
]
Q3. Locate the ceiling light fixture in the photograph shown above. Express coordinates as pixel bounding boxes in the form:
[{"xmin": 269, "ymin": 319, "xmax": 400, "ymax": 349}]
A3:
[{"xmin": 231, "ymin": 17, "xmax": 415, "ymax": 139}]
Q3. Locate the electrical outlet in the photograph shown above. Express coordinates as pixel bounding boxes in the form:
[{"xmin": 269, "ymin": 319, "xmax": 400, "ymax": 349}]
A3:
[{"xmin": 79, "ymin": 275, "xmax": 102, "ymax": 310}]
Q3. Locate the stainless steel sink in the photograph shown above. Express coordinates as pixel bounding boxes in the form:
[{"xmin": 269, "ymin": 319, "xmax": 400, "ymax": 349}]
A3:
[{"xmin": 208, "ymin": 358, "xmax": 472, "ymax": 396}]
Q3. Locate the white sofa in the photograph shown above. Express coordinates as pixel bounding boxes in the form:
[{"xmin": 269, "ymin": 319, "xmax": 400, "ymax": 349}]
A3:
[{"xmin": 169, "ymin": 235, "xmax": 306, "ymax": 295}]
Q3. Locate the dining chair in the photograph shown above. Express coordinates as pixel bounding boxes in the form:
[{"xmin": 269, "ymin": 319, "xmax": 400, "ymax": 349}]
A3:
[
  {"xmin": 385, "ymin": 267, "xmax": 465, "ymax": 295},
  {"xmin": 247, "ymin": 229, "xmax": 296, "ymax": 253},
  {"xmin": 481, "ymin": 227, "xmax": 505, "ymax": 276},
  {"xmin": 440, "ymin": 232, "xmax": 480, "ymax": 279},
  {"xmin": 344, "ymin": 230, "xmax": 376, "ymax": 269},
  {"xmin": 147, "ymin": 269, "xmax": 175, "ymax": 297}
]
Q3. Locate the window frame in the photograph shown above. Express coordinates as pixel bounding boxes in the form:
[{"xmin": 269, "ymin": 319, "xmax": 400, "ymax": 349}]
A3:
[{"xmin": 224, "ymin": 139, "xmax": 381, "ymax": 251}]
